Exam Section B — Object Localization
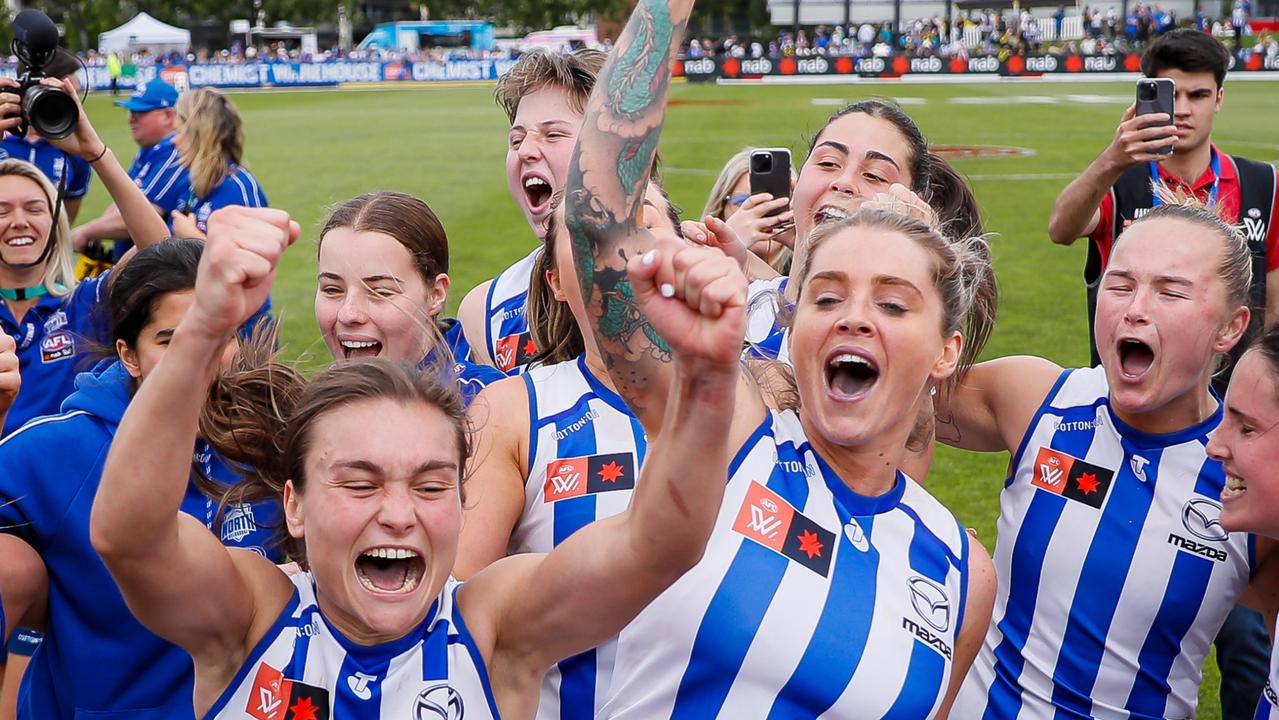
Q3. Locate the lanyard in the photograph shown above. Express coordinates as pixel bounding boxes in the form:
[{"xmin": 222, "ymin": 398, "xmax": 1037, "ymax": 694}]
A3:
[{"xmin": 1150, "ymin": 149, "xmax": 1220, "ymax": 209}]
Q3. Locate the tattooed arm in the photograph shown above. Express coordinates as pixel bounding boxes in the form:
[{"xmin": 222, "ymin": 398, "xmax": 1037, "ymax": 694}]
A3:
[{"xmin": 564, "ymin": 0, "xmax": 693, "ymax": 427}]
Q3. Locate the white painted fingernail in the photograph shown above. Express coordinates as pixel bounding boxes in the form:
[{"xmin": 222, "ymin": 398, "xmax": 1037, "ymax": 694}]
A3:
[
  {"xmin": 660, "ymin": 283, "xmax": 675, "ymax": 298},
  {"xmin": 642, "ymin": 249, "xmax": 657, "ymax": 266}
]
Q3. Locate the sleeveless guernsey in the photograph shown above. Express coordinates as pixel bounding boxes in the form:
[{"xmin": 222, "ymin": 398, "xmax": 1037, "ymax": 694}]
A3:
[
  {"xmin": 484, "ymin": 249, "xmax": 541, "ymax": 375},
  {"xmin": 600, "ymin": 409, "xmax": 970, "ymax": 719},
  {"xmin": 513, "ymin": 355, "xmax": 647, "ymax": 720},
  {"xmin": 207, "ymin": 573, "xmax": 498, "ymax": 720},
  {"xmin": 955, "ymin": 366, "xmax": 1252, "ymax": 720}
]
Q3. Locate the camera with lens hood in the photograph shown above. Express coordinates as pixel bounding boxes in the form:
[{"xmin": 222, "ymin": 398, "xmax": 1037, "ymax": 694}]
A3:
[{"xmin": 7, "ymin": 9, "xmax": 79, "ymax": 139}]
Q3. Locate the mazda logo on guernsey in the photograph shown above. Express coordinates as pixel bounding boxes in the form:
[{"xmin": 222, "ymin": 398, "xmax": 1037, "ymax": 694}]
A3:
[
  {"xmin": 415, "ymin": 683, "xmax": 465, "ymax": 720},
  {"xmin": 908, "ymin": 576, "xmax": 951, "ymax": 633},
  {"xmin": 1182, "ymin": 498, "xmax": 1230, "ymax": 542}
]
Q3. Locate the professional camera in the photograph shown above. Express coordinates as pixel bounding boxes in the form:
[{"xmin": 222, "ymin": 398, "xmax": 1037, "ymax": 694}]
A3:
[{"xmin": 8, "ymin": 9, "xmax": 78, "ymax": 139}]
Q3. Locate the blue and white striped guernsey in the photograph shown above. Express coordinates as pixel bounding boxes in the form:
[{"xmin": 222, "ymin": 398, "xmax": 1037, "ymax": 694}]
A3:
[
  {"xmin": 484, "ymin": 248, "xmax": 542, "ymax": 375},
  {"xmin": 599, "ymin": 409, "xmax": 970, "ymax": 719},
  {"xmin": 515, "ymin": 354, "xmax": 647, "ymax": 720},
  {"xmin": 744, "ymin": 277, "xmax": 790, "ymax": 364},
  {"xmin": 206, "ymin": 573, "xmax": 498, "ymax": 720},
  {"xmin": 1257, "ymin": 620, "xmax": 1279, "ymax": 719},
  {"xmin": 955, "ymin": 366, "xmax": 1252, "ymax": 720}
]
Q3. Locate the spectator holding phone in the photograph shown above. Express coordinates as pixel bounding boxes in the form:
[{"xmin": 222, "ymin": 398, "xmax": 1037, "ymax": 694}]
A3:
[
  {"xmin": 701, "ymin": 147, "xmax": 795, "ymax": 273},
  {"xmin": 1049, "ymin": 29, "xmax": 1279, "ymax": 374}
]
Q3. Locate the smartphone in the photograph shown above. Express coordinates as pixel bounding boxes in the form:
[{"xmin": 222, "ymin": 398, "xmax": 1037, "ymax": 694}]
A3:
[
  {"xmin": 1135, "ymin": 78, "xmax": 1175, "ymax": 156},
  {"xmin": 749, "ymin": 149, "xmax": 792, "ymax": 217}
]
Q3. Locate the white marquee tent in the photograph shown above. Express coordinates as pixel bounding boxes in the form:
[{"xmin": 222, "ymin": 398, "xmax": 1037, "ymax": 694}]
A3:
[{"xmin": 98, "ymin": 13, "xmax": 190, "ymax": 56}]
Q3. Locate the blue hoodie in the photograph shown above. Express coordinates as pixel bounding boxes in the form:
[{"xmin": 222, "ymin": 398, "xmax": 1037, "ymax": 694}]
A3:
[{"xmin": 0, "ymin": 361, "xmax": 282, "ymax": 720}]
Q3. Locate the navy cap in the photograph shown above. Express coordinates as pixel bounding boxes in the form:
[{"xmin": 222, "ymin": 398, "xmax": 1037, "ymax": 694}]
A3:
[{"xmin": 115, "ymin": 79, "xmax": 178, "ymax": 112}]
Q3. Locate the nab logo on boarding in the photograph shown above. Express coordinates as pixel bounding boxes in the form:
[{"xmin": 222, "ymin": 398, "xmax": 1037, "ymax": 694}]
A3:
[
  {"xmin": 494, "ymin": 331, "xmax": 536, "ymax": 373},
  {"xmin": 543, "ymin": 452, "xmax": 636, "ymax": 502},
  {"xmin": 732, "ymin": 481, "xmax": 836, "ymax": 576},
  {"xmin": 1030, "ymin": 447, "xmax": 1115, "ymax": 508},
  {"xmin": 246, "ymin": 662, "xmax": 331, "ymax": 720}
]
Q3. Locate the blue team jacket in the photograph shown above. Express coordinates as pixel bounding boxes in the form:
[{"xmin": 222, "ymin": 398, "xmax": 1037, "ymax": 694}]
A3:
[{"xmin": 0, "ymin": 361, "xmax": 281, "ymax": 720}]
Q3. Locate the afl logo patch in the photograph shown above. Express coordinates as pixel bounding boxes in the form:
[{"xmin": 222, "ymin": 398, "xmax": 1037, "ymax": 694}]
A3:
[
  {"xmin": 415, "ymin": 683, "xmax": 464, "ymax": 719},
  {"xmin": 40, "ymin": 331, "xmax": 74, "ymax": 363},
  {"xmin": 1249, "ymin": 207, "xmax": 1262, "ymax": 219}
]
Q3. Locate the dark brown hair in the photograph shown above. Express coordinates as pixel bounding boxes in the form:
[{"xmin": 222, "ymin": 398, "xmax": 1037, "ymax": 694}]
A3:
[
  {"xmin": 321, "ymin": 191, "xmax": 450, "ymax": 282},
  {"xmin": 201, "ymin": 356, "xmax": 472, "ymax": 567},
  {"xmin": 1142, "ymin": 29, "xmax": 1231, "ymax": 89}
]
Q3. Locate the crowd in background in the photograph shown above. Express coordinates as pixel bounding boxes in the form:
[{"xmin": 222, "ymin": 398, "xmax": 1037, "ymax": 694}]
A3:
[{"xmin": 684, "ymin": 5, "xmax": 1264, "ymax": 60}]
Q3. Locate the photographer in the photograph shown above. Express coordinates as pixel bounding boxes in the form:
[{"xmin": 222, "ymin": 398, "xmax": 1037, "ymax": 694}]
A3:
[
  {"xmin": 0, "ymin": 49, "xmax": 91, "ymax": 224},
  {"xmin": 71, "ymin": 79, "xmax": 188, "ymax": 263}
]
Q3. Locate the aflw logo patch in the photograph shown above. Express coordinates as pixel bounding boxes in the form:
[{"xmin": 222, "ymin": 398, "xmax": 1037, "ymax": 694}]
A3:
[
  {"xmin": 495, "ymin": 331, "xmax": 536, "ymax": 373},
  {"xmin": 543, "ymin": 452, "xmax": 636, "ymax": 502},
  {"xmin": 247, "ymin": 662, "xmax": 331, "ymax": 720},
  {"xmin": 732, "ymin": 481, "xmax": 836, "ymax": 576},
  {"xmin": 1030, "ymin": 447, "xmax": 1115, "ymax": 509}
]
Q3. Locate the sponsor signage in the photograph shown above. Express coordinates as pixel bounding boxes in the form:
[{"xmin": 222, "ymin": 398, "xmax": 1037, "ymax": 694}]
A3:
[{"xmin": 681, "ymin": 52, "xmax": 1273, "ymax": 81}]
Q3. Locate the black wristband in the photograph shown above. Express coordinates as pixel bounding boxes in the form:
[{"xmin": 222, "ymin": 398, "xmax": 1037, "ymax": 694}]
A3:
[{"xmin": 86, "ymin": 145, "xmax": 108, "ymax": 164}]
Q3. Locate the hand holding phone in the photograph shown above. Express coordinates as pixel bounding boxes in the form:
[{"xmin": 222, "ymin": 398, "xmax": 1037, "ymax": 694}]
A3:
[
  {"xmin": 1134, "ymin": 78, "xmax": 1176, "ymax": 156},
  {"xmin": 749, "ymin": 149, "xmax": 792, "ymax": 217}
]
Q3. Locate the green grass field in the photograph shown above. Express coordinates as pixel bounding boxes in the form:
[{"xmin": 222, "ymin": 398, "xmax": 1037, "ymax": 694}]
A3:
[{"xmin": 76, "ymin": 78, "xmax": 1279, "ymax": 716}]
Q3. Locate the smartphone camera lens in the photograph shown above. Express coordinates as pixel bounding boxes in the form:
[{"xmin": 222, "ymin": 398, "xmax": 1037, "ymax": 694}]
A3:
[
  {"xmin": 751, "ymin": 153, "xmax": 772, "ymax": 174},
  {"xmin": 1137, "ymin": 81, "xmax": 1158, "ymax": 101}
]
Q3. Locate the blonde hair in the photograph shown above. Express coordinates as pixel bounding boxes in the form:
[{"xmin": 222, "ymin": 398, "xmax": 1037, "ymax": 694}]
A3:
[
  {"xmin": 1117, "ymin": 184, "xmax": 1252, "ymax": 310},
  {"xmin": 0, "ymin": 159, "xmax": 75, "ymax": 296},
  {"xmin": 793, "ymin": 210, "xmax": 990, "ymax": 341},
  {"xmin": 702, "ymin": 148, "xmax": 753, "ymax": 220},
  {"xmin": 176, "ymin": 89, "xmax": 245, "ymax": 199}
]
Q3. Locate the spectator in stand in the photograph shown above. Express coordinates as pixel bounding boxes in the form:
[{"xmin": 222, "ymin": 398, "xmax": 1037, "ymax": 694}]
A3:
[
  {"xmin": 72, "ymin": 79, "xmax": 189, "ymax": 264},
  {"xmin": 1233, "ymin": 0, "xmax": 1249, "ymax": 49}
]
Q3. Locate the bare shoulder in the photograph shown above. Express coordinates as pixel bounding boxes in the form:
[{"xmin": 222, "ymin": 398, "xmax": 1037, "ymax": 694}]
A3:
[
  {"xmin": 468, "ymin": 374, "xmax": 531, "ymax": 438},
  {"xmin": 227, "ymin": 549, "xmax": 296, "ymax": 647},
  {"xmin": 455, "ymin": 554, "xmax": 543, "ymax": 659},
  {"xmin": 458, "ymin": 280, "xmax": 494, "ymax": 366}
]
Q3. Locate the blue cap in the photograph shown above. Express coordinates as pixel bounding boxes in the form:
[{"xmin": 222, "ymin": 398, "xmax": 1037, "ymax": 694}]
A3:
[{"xmin": 115, "ymin": 79, "xmax": 178, "ymax": 112}]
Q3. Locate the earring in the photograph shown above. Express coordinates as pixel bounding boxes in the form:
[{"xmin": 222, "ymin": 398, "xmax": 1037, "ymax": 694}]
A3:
[{"xmin": 930, "ymin": 385, "xmax": 937, "ymax": 397}]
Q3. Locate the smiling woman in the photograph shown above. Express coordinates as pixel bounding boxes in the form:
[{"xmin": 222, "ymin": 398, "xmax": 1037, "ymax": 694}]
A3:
[{"xmin": 314, "ymin": 191, "xmax": 504, "ymax": 406}]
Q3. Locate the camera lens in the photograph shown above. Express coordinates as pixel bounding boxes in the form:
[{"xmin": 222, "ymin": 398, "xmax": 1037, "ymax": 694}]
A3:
[
  {"xmin": 24, "ymin": 85, "xmax": 77, "ymax": 140},
  {"xmin": 1137, "ymin": 82, "xmax": 1158, "ymax": 102},
  {"xmin": 751, "ymin": 153, "xmax": 772, "ymax": 174}
]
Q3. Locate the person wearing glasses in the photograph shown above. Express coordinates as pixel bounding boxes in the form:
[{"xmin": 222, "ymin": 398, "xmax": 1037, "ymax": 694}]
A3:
[
  {"xmin": 71, "ymin": 79, "xmax": 190, "ymax": 264},
  {"xmin": 702, "ymin": 147, "xmax": 796, "ymax": 273}
]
